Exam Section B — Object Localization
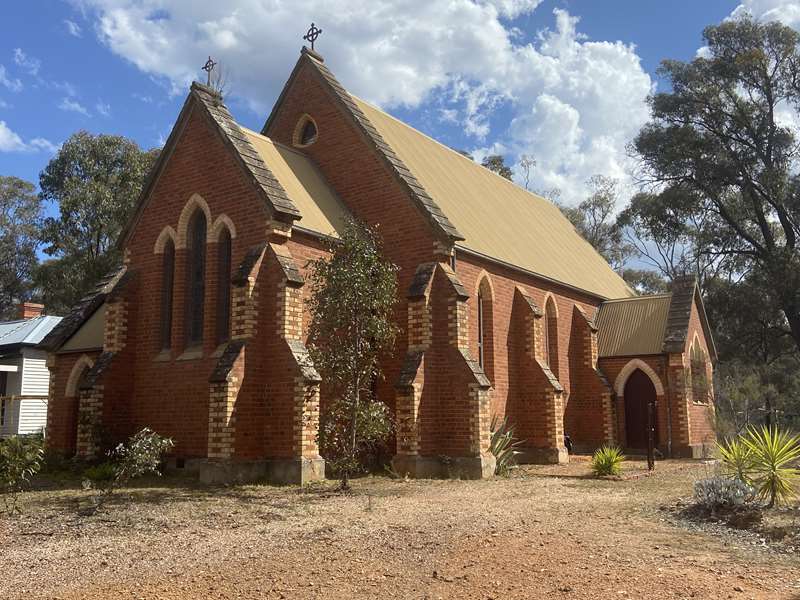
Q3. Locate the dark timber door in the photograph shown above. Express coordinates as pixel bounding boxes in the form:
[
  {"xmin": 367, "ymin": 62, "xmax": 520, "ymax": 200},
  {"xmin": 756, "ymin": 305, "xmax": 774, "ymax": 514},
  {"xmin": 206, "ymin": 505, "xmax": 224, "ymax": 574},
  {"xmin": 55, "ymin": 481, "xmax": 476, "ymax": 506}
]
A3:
[{"xmin": 624, "ymin": 369, "xmax": 657, "ymax": 450}]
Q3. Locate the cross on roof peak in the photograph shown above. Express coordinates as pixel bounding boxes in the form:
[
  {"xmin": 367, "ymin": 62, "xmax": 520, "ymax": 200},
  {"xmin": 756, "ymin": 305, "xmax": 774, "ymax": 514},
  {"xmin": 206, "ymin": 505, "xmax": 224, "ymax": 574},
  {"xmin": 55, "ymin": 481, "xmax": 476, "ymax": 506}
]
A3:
[{"xmin": 303, "ymin": 23, "xmax": 322, "ymax": 51}]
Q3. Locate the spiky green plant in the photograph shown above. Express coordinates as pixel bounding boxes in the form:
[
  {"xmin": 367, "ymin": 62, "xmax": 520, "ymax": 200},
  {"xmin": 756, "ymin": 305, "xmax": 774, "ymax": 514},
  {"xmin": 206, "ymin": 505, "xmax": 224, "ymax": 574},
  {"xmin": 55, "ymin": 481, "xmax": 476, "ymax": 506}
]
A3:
[
  {"xmin": 717, "ymin": 437, "xmax": 754, "ymax": 484},
  {"xmin": 741, "ymin": 425, "xmax": 800, "ymax": 508},
  {"xmin": 591, "ymin": 445, "xmax": 625, "ymax": 477},
  {"xmin": 489, "ymin": 415, "xmax": 523, "ymax": 476}
]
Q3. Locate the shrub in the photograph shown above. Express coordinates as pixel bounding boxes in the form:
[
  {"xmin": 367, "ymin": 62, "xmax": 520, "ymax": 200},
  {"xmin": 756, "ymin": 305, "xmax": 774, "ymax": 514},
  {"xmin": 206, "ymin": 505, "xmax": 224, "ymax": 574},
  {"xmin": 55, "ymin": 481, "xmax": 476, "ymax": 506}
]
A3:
[
  {"xmin": 694, "ymin": 476, "xmax": 755, "ymax": 511},
  {"xmin": 0, "ymin": 433, "xmax": 45, "ymax": 515},
  {"xmin": 717, "ymin": 436, "xmax": 754, "ymax": 483},
  {"xmin": 489, "ymin": 415, "xmax": 523, "ymax": 476},
  {"xmin": 82, "ymin": 428, "xmax": 173, "ymax": 513},
  {"xmin": 591, "ymin": 445, "xmax": 625, "ymax": 477},
  {"xmin": 740, "ymin": 425, "xmax": 800, "ymax": 508}
]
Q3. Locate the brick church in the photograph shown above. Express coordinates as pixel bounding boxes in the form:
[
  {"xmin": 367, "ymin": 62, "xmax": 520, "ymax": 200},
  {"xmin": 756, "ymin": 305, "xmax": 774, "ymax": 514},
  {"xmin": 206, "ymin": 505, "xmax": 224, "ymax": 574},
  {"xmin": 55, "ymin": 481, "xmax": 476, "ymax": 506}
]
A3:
[{"xmin": 40, "ymin": 46, "xmax": 716, "ymax": 484}]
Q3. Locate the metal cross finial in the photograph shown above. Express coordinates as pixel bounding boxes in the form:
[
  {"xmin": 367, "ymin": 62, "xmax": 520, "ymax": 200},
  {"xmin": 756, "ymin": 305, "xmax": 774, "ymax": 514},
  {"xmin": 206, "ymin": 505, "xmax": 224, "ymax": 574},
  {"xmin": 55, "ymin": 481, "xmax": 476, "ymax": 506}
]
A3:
[
  {"xmin": 202, "ymin": 56, "xmax": 217, "ymax": 86},
  {"xmin": 303, "ymin": 23, "xmax": 322, "ymax": 51}
]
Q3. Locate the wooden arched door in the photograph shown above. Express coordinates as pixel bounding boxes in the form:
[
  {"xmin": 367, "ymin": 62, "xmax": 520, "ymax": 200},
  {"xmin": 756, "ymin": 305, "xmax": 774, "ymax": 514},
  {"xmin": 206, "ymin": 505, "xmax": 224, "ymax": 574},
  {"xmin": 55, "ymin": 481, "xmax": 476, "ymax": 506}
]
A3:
[{"xmin": 624, "ymin": 369, "xmax": 658, "ymax": 450}]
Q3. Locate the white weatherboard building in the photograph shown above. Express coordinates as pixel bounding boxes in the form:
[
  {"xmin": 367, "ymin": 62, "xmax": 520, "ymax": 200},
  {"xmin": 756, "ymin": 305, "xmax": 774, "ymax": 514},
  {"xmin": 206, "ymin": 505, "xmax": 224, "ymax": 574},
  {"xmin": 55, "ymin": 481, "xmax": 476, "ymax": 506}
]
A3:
[{"xmin": 0, "ymin": 306, "xmax": 62, "ymax": 437}]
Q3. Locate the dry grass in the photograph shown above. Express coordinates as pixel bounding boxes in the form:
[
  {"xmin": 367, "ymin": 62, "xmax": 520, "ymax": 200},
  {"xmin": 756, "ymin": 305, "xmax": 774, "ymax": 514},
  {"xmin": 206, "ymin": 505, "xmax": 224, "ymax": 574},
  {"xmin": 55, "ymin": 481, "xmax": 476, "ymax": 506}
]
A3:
[{"xmin": 1, "ymin": 458, "xmax": 798, "ymax": 599}]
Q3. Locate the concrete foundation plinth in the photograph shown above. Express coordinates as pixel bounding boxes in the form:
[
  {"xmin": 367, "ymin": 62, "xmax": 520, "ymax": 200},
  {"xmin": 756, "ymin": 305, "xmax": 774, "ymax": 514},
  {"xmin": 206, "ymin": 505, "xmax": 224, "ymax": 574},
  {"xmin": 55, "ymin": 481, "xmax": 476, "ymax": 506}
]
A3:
[
  {"xmin": 392, "ymin": 453, "xmax": 496, "ymax": 479},
  {"xmin": 195, "ymin": 456, "xmax": 325, "ymax": 485},
  {"xmin": 516, "ymin": 446, "xmax": 569, "ymax": 465}
]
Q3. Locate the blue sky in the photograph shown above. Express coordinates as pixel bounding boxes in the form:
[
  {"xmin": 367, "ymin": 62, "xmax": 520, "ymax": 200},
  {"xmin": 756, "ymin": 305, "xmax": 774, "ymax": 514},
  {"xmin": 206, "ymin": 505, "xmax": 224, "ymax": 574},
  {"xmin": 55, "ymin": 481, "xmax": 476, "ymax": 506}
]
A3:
[{"xmin": 0, "ymin": 0, "xmax": 791, "ymax": 212}]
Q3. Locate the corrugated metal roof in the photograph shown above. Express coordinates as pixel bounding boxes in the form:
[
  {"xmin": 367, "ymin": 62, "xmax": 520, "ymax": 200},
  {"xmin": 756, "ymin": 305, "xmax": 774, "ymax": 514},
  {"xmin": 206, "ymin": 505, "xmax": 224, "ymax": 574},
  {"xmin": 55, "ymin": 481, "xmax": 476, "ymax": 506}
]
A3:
[
  {"xmin": 243, "ymin": 128, "xmax": 349, "ymax": 238},
  {"xmin": 596, "ymin": 294, "xmax": 672, "ymax": 357},
  {"xmin": 353, "ymin": 97, "xmax": 633, "ymax": 300},
  {"xmin": 0, "ymin": 316, "xmax": 62, "ymax": 348}
]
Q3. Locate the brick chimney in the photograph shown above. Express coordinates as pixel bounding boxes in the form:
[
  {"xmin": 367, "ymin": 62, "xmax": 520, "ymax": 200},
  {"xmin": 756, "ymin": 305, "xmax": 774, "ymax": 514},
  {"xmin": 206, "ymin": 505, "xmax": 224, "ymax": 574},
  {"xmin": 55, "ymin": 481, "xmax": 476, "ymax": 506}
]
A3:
[{"xmin": 17, "ymin": 302, "xmax": 44, "ymax": 320}]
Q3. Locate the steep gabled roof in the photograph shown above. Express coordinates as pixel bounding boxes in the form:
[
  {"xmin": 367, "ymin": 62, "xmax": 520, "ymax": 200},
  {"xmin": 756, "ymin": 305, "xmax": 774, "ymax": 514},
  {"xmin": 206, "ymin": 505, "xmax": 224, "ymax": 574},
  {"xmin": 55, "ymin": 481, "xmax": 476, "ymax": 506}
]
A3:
[
  {"xmin": 356, "ymin": 97, "xmax": 633, "ymax": 300},
  {"xmin": 38, "ymin": 267, "xmax": 129, "ymax": 353},
  {"xmin": 595, "ymin": 276, "xmax": 717, "ymax": 361},
  {"xmin": 119, "ymin": 82, "xmax": 302, "ymax": 249},
  {"xmin": 242, "ymin": 127, "xmax": 349, "ymax": 237},
  {"xmin": 262, "ymin": 48, "xmax": 463, "ymax": 245},
  {"xmin": 596, "ymin": 294, "xmax": 672, "ymax": 357},
  {"xmin": 263, "ymin": 49, "xmax": 631, "ymax": 300}
]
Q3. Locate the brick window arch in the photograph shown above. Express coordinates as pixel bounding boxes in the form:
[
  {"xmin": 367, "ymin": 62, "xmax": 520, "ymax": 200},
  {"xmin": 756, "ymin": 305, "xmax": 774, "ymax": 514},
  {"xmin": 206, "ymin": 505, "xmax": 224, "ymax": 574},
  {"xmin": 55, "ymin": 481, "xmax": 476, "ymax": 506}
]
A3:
[
  {"xmin": 216, "ymin": 228, "xmax": 232, "ymax": 344},
  {"xmin": 543, "ymin": 294, "xmax": 559, "ymax": 376},
  {"xmin": 160, "ymin": 238, "xmax": 175, "ymax": 350},
  {"xmin": 293, "ymin": 114, "xmax": 318, "ymax": 147},
  {"xmin": 185, "ymin": 210, "xmax": 207, "ymax": 346},
  {"xmin": 477, "ymin": 276, "xmax": 495, "ymax": 381}
]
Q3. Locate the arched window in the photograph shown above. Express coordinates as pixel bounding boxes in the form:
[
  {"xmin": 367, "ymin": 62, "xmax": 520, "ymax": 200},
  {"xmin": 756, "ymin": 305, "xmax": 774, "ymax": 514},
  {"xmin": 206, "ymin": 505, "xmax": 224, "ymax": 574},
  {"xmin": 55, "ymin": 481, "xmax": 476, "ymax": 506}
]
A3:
[
  {"xmin": 477, "ymin": 277, "xmax": 494, "ymax": 381},
  {"xmin": 690, "ymin": 339, "xmax": 709, "ymax": 403},
  {"xmin": 216, "ymin": 228, "xmax": 232, "ymax": 344},
  {"xmin": 544, "ymin": 295, "xmax": 558, "ymax": 375},
  {"xmin": 160, "ymin": 239, "xmax": 175, "ymax": 350},
  {"xmin": 293, "ymin": 114, "xmax": 318, "ymax": 147},
  {"xmin": 185, "ymin": 210, "xmax": 207, "ymax": 346}
]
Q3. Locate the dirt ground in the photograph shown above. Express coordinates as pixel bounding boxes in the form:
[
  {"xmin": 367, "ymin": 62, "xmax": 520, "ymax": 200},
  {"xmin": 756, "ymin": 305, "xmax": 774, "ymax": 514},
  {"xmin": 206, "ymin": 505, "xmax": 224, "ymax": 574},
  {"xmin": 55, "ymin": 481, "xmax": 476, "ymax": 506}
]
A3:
[{"xmin": 1, "ymin": 458, "xmax": 799, "ymax": 600}]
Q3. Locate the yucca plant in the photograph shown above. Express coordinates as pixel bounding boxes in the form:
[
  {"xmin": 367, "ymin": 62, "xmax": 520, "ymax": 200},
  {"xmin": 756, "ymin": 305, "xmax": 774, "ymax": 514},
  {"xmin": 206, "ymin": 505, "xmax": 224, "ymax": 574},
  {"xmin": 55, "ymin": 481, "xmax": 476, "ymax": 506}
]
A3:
[
  {"xmin": 717, "ymin": 437, "xmax": 754, "ymax": 484},
  {"xmin": 591, "ymin": 445, "xmax": 625, "ymax": 477},
  {"xmin": 489, "ymin": 415, "xmax": 524, "ymax": 476},
  {"xmin": 741, "ymin": 425, "xmax": 800, "ymax": 508}
]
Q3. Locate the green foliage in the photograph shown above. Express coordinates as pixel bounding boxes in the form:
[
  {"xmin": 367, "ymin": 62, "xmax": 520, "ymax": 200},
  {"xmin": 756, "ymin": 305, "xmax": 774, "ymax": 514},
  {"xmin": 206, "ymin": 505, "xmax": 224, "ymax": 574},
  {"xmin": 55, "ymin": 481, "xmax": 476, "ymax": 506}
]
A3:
[
  {"xmin": 480, "ymin": 154, "xmax": 513, "ymax": 180},
  {"xmin": 717, "ymin": 437, "xmax": 754, "ymax": 483},
  {"xmin": 82, "ymin": 462, "xmax": 117, "ymax": 494},
  {"xmin": 740, "ymin": 426, "xmax": 800, "ymax": 508},
  {"xmin": 559, "ymin": 175, "xmax": 631, "ymax": 270},
  {"xmin": 489, "ymin": 415, "xmax": 523, "ymax": 476},
  {"xmin": 632, "ymin": 17, "xmax": 800, "ymax": 353},
  {"xmin": 82, "ymin": 428, "xmax": 173, "ymax": 513},
  {"xmin": 306, "ymin": 220, "xmax": 399, "ymax": 489},
  {"xmin": 620, "ymin": 268, "xmax": 668, "ymax": 295},
  {"xmin": 35, "ymin": 131, "xmax": 159, "ymax": 313},
  {"xmin": 0, "ymin": 176, "xmax": 43, "ymax": 319},
  {"xmin": 591, "ymin": 445, "xmax": 625, "ymax": 477},
  {"xmin": 694, "ymin": 476, "xmax": 755, "ymax": 511},
  {"xmin": 0, "ymin": 433, "xmax": 44, "ymax": 515}
]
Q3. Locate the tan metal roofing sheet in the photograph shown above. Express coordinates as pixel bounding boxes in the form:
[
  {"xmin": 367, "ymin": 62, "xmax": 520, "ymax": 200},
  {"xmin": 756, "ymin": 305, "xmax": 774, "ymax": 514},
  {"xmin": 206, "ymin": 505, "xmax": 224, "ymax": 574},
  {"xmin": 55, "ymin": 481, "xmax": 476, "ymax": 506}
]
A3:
[
  {"xmin": 596, "ymin": 294, "xmax": 672, "ymax": 357},
  {"xmin": 353, "ymin": 98, "xmax": 633, "ymax": 299},
  {"xmin": 243, "ymin": 128, "xmax": 349, "ymax": 237}
]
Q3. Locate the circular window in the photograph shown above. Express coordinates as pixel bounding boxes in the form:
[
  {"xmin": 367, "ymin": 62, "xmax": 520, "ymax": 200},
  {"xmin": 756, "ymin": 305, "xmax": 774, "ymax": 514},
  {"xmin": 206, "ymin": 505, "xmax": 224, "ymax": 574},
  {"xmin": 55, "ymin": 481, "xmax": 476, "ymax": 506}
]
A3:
[{"xmin": 293, "ymin": 114, "xmax": 318, "ymax": 147}]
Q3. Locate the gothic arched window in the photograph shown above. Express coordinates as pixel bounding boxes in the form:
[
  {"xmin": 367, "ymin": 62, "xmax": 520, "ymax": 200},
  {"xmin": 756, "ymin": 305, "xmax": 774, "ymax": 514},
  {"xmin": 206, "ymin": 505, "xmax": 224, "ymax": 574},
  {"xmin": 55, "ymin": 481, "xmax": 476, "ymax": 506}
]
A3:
[
  {"xmin": 160, "ymin": 239, "xmax": 175, "ymax": 349},
  {"xmin": 185, "ymin": 211, "xmax": 207, "ymax": 345},
  {"xmin": 216, "ymin": 228, "xmax": 232, "ymax": 344}
]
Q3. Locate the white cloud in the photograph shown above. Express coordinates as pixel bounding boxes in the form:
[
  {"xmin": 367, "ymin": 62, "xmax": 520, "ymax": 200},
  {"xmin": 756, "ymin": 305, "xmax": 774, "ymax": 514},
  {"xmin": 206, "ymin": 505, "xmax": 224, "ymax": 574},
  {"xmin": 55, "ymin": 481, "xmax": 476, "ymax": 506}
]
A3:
[
  {"xmin": 29, "ymin": 137, "xmax": 60, "ymax": 153},
  {"xmin": 13, "ymin": 48, "xmax": 40, "ymax": 76},
  {"xmin": 730, "ymin": 0, "xmax": 800, "ymax": 28},
  {"xmin": 76, "ymin": 0, "xmax": 653, "ymax": 204},
  {"xmin": 96, "ymin": 100, "xmax": 111, "ymax": 116},
  {"xmin": 0, "ymin": 121, "xmax": 26, "ymax": 151},
  {"xmin": 0, "ymin": 121, "xmax": 56, "ymax": 153},
  {"xmin": 0, "ymin": 65, "xmax": 22, "ymax": 92},
  {"xmin": 64, "ymin": 19, "xmax": 83, "ymax": 37},
  {"xmin": 58, "ymin": 97, "xmax": 90, "ymax": 116}
]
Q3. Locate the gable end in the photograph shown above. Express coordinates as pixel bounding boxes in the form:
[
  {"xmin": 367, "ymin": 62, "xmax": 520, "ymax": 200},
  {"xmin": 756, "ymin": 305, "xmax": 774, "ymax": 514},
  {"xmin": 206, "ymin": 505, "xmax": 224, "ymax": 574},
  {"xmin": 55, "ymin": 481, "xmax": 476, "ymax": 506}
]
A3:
[{"xmin": 262, "ymin": 50, "xmax": 463, "ymax": 245}]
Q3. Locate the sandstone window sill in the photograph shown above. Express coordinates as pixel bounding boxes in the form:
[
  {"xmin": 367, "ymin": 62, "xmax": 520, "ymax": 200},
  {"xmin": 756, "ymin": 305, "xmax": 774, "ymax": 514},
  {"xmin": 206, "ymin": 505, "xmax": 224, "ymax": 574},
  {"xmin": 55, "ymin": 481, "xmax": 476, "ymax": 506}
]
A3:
[
  {"xmin": 211, "ymin": 343, "xmax": 227, "ymax": 358},
  {"xmin": 154, "ymin": 350, "xmax": 172, "ymax": 362},
  {"xmin": 176, "ymin": 347, "xmax": 204, "ymax": 361}
]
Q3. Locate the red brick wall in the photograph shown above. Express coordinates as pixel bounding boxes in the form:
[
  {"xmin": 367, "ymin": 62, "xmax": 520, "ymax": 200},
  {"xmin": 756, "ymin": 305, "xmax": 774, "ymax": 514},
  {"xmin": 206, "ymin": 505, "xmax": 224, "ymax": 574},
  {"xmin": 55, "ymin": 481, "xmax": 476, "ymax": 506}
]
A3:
[
  {"xmin": 265, "ymin": 60, "xmax": 441, "ymax": 418},
  {"xmin": 454, "ymin": 252, "xmax": 602, "ymax": 419},
  {"xmin": 685, "ymin": 299, "xmax": 715, "ymax": 446},
  {"xmin": 47, "ymin": 351, "xmax": 101, "ymax": 453}
]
